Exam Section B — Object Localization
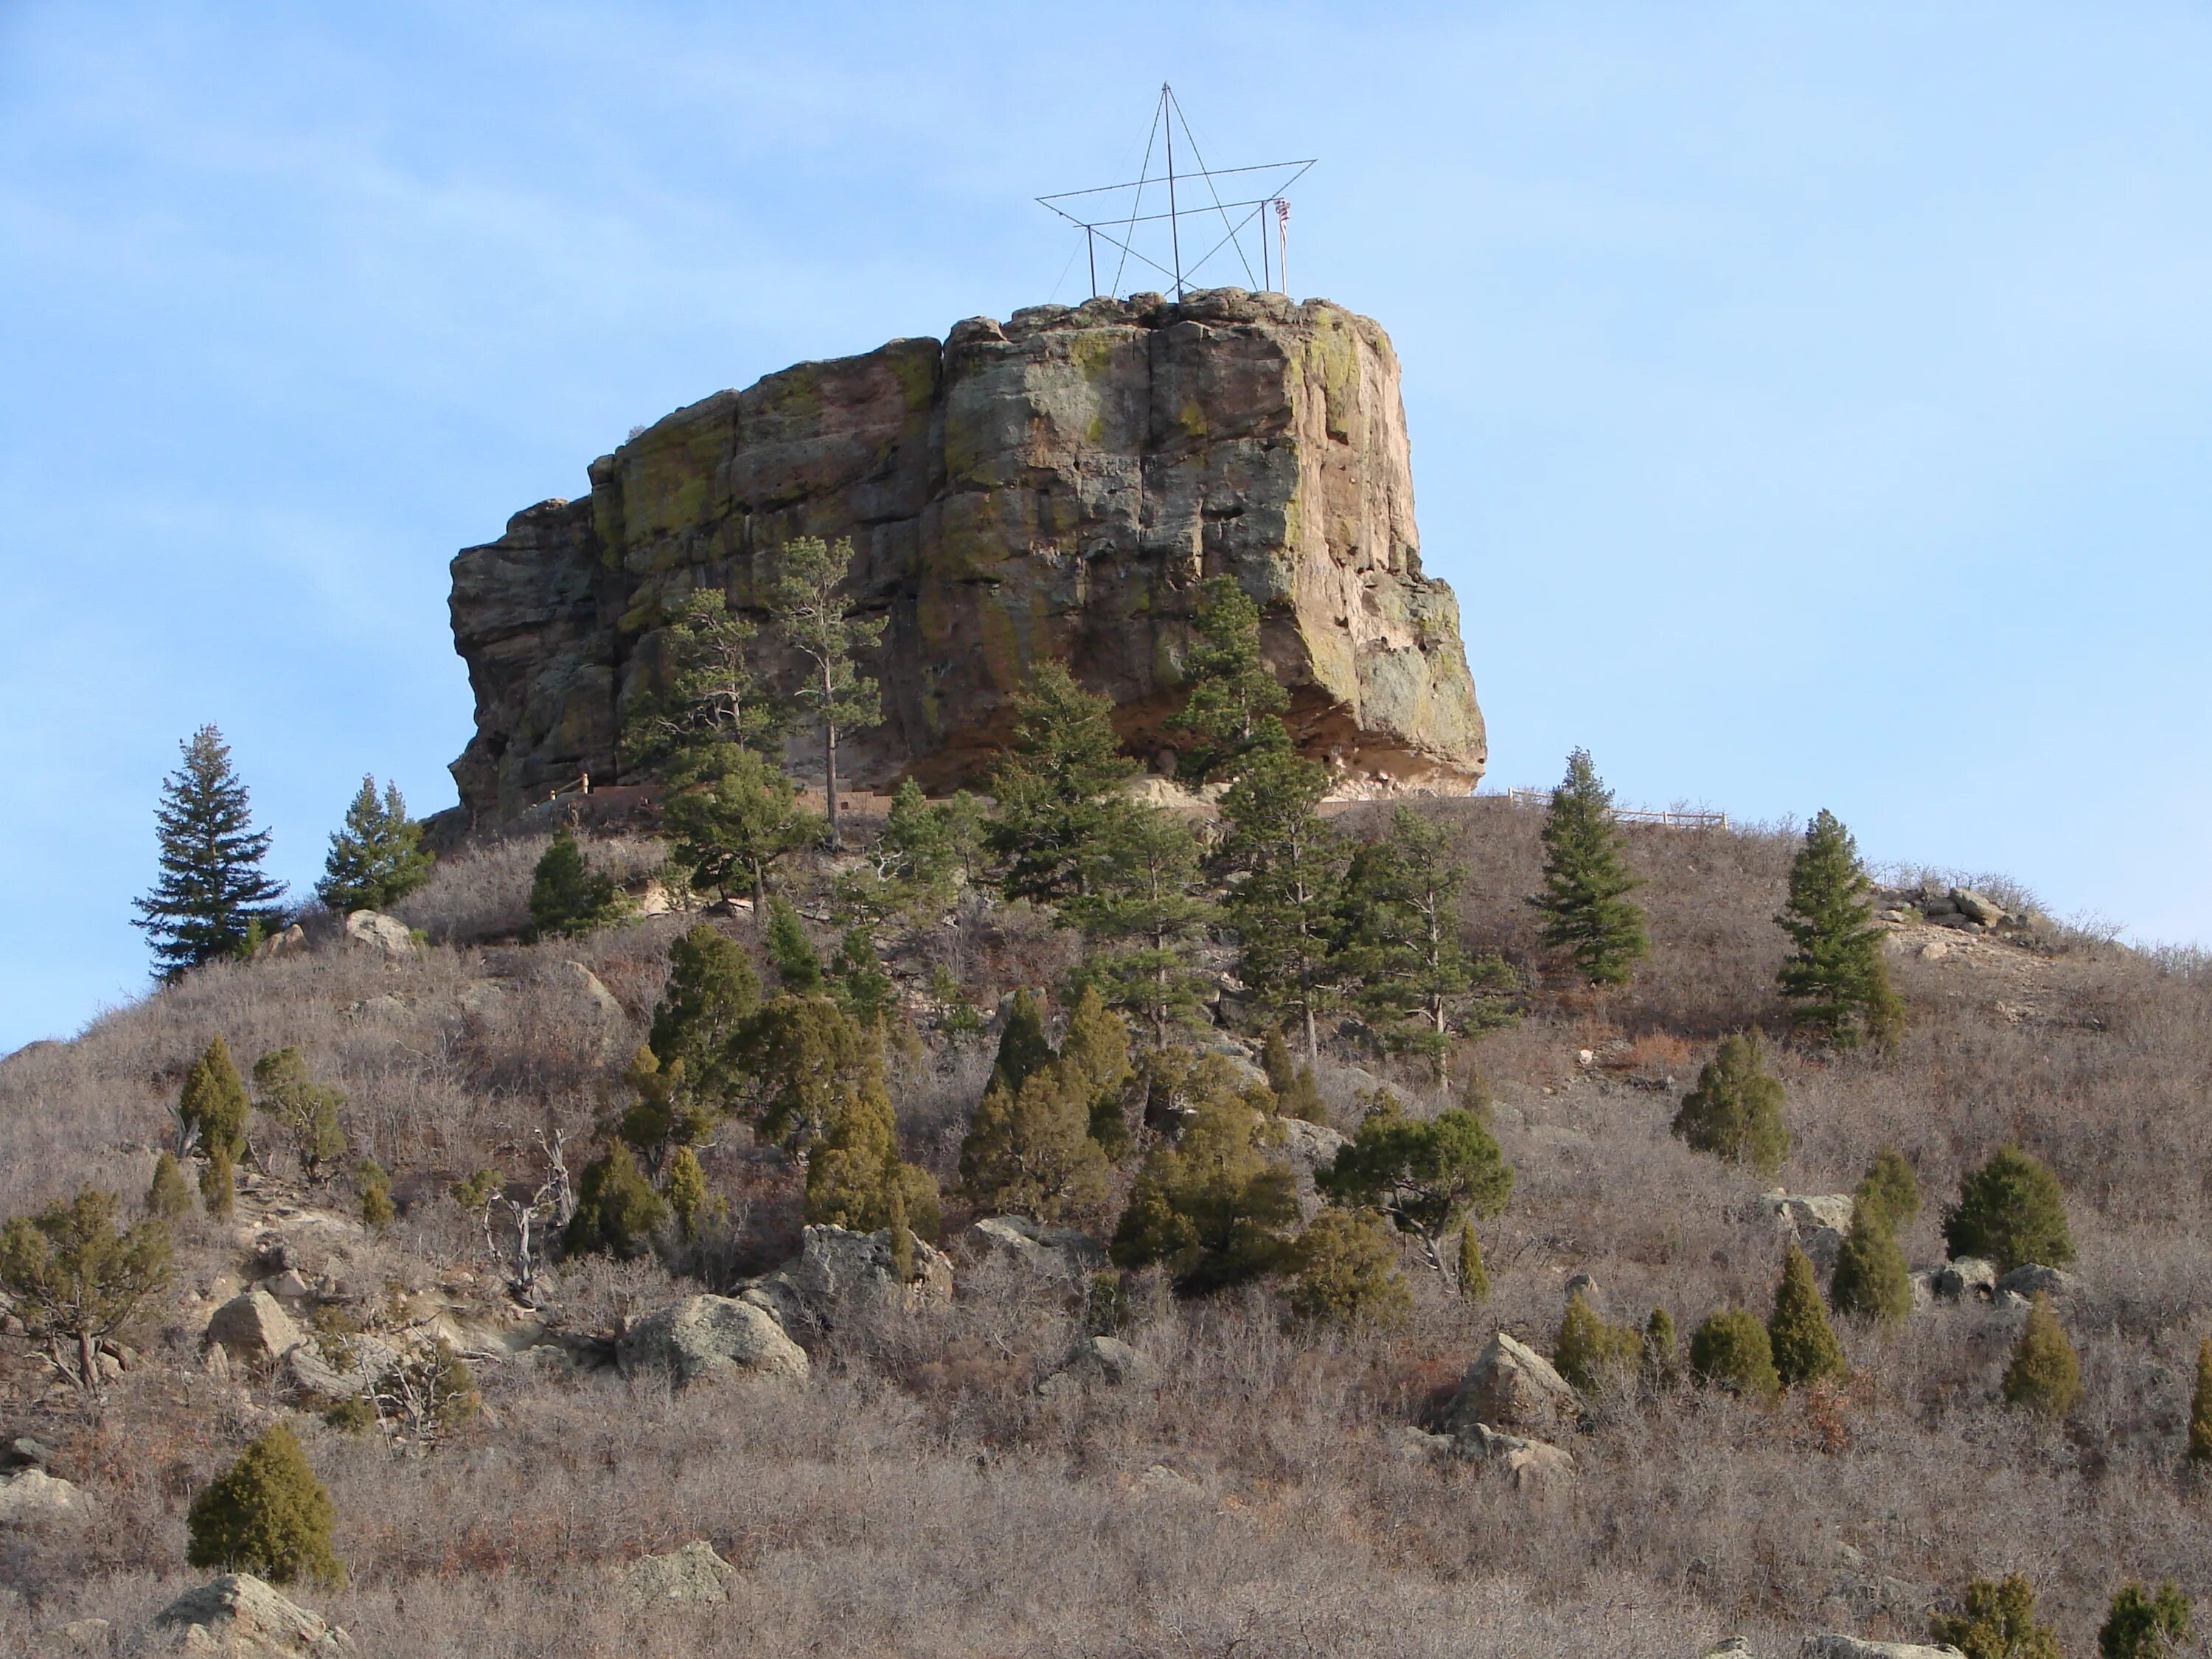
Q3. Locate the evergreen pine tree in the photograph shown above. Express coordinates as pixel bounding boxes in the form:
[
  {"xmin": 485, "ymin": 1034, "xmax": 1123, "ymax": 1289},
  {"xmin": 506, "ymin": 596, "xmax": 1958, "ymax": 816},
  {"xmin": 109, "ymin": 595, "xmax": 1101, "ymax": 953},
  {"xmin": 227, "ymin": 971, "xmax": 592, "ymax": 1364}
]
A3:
[
  {"xmin": 1220, "ymin": 734, "xmax": 1345, "ymax": 1060},
  {"xmin": 562, "ymin": 1144, "xmax": 667, "ymax": 1259},
  {"xmin": 1932, "ymin": 1573, "xmax": 2065, "ymax": 1659},
  {"xmin": 1855, "ymin": 1145, "xmax": 1921, "ymax": 1232},
  {"xmin": 1944, "ymin": 1144, "xmax": 2076, "ymax": 1273},
  {"xmin": 614, "ymin": 1046, "xmax": 709, "ymax": 1179},
  {"xmin": 618, "ymin": 588, "xmax": 782, "ymax": 771},
  {"xmin": 0, "ymin": 1186, "xmax": 173, "ymax": 1403},
  {"xmin": 146, "ymin": 1151, "xmax": 195, "ymax": 1220},
  {"xmin": 1342, "ymin": 807, "xmax": 1518, "ymax": 1085},
  {"xmin": 660, "ymin": 742, "xmax": 818, "ymax": 925},
  {"xmin": 986, "ymin": 661, "xmax": 1138, "ymax": 904},
  {"xmin": 1284, "ymin": 1208, "xmax": 1410, "ymax": 1330},
  {"xmin": 178, "ymin": 1035, "xmax": 252, "ymax": 1163},
  {"xmin": 1110, "ymin": 1082, "xmax": 1299, "ymax": 1295},
  {"xmin": 1169, "ymin": 575, "xmax": 1290, "ymax": 784},
  {"xmin": 647, "ymin": 923, "xmax": 760, "ymax": 1113},
  {"xmin": 251, "ymin": 1048, "xmax": 347, "ymax": 1180},
  {"xmin": 828, "ymin": 927, "xmax": 897, "ymax": 1027},
  {"xmin": 765, "ymin": 897, "xmax": 824, "ymax": 993},
  {"xmin": 737, "ymin": 995, "xmax": 882, "ymax": 1150},
  {"xmin": 2003, "ymin": 1293, "xmax": 2081, "ymax": 1420},
  {"xmin": 1527, "ymin": 748, "xmax": 1647, "ymax": 986},
  {"xmin": 2100, "ymin": 1581, "xmax": 2192, "ymax": 1659},
  {"xmin": 1056, "ymin": 985, "xmax": 1135, "ymax": 1155},
  {"xmin": 132, "ymin": 726, "xmax": 288, "ymax": 979},
  {"xmin": 527, "ymin": 828, "xmax": 621, "ymax": 940},
  {"xmin": 666, "ymin": 1146, "xmax": 709, "ymax": 1243},
  {"xmin": 185, "ymin": 1422, "xmax": 344, "ymax": 1587},
  {"xmin": 803, "ymin": 1078, "xmax": 940, "ymax": 1239},
  {"xmin": 1554, "ymin": 1291, "xmax": 1642, "ymax": 1395},
  {"xmin": 1776, "ymin": 808, "xmax": 1905, "ymax": 1051},
  {"xmin": 2188, "ymin": 1336, "xmax": 2212, "ymax": 1466},
  {"xmin": 1065, "ymin": 802, "xmax": 1214, "ymax": 1046},
  {"xmin": 1316, "ymin": 1098, "xmax": 1514, "ymax": 1282},
  {"xmin": 1261, "ymin": 1029, "xmax": 1296, "ymax": 1096},
  {"xmin": 959, "ymin": 1064, "xmax": 1112, "ymax": 1222},
  {"xmin": 764, "ymin": 535, "xmax": 884, "ymax": 851},
  {"xmin": 1456, "ymin": 1219, "xmax": 1489, "ymax": 1302},
  {"xmin": 1689, "ymin": 1307, "xmax": 1782, "ymax": 1399},
  {"xmin": 357, "ymin": 1160, "xmax": 394, "ymax": 1228},
  {"xmin": 1671, "ymin": 1029, "xmax": 1790, "ymax": 1173},
  {"xmin": 1768, "ymin": 1238, "xmax": 1849, "ymax": 1388},
  {"xmin": 1830, "ymin": 1207, "xmax": 1913, "ymax": 1325},
  {"xmin": 991, "ymin": 990, "xmax": 1055, "ymax": 1095},
  {"xmin": 200, "ymin": 1150, "xmax": 236, "ymax": 1220},
  {"xmin": 315, "ymin": 775, "xmax": 432, "ymax": 914}
]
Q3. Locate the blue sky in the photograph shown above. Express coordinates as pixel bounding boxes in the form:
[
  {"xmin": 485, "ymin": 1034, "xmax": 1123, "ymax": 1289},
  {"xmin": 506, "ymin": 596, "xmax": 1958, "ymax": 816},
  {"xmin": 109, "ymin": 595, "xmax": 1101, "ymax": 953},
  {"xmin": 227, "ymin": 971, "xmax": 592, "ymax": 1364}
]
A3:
[{"xmin": 4, "ymin": 2, "xmax": 2210, "ymax": 1051}]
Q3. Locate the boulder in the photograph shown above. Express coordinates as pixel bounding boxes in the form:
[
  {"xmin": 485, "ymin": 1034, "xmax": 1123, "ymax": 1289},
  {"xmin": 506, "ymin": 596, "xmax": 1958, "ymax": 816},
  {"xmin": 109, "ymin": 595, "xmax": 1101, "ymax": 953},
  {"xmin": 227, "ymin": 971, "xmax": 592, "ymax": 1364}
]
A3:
[
  {"xmin": 1995, "ymin": 1264, "xmax": 2077, "ymax": 1299},
  {"xmin": 446, "ymin": 294, "xmax": 1487, "ymax": 823},
  {"xmin": 148, "ymin": 1575, "xmax": 354, "ymax": 1656},
  {"xmin": 1455, "ymin": 1422, "xmax": 1576, "ymax": 1494},
  {"xmin": 1269, "ymin": 1116, "xmax": 1349, "ymax": 1175},
  {"xmin": 31, "ymin": 1618, "xmax": 110, "ymax": 1652},
  {"xmin": 1933, "ymin": 1258, "xmax": 1998, "ymax": 1301},
  {"xmin": 556, "ymin": 960, "xmax": 624, "ymax": 1024},
  {"xmin": 967, "ymin": 1215, "xmax": 1105, "ymax": 1281},
  {"xmin": 617, "ymin": 1295, "xmax": 810, "ymax": 1386},
  {"xmin": 1038, "ymin": 1335, "xmax": 1161, "ymax": 1397},
  {"xmin": 4, "ymin": 1434, "xmax": 56, "ymax": 1470},
  {"xmin": 341, "ymin": 909, "xmax": 416, "ymax": 960},
  {"xmin": 1761, "ymin": 1192, "xmax": 1856, "ymax": 1237},
  {"xmin": 1799, "ymin": 1641, "xmax": 1964, "ymax": 1659},
  {"xmin": 250, "ymin": 925, "xmax": 307, "ymax": 961},
  {"xmin": 0, "ymin": 1468, "xmax": 84, "ymax": 1523},
  {"xmin": 205, "ymin": 1289, "xmax": 305, "ymax": 1367},
  {"xmin": 1951, "ymin": 888, "xmax": 2007, "ymax": 926},
  {"xmin": 1444, "ymin": 1332, "xmax": 1579, "ymax": 1439},
  {"xmin": 622, "ymin": 1540, "xmax": 740, "ymax": 1608},
  {"xmin": 745, "ymin": 1224, "xmax": 954, "ymax": 1327},
  {"xmin": 1703, "ymin": 1643, "xmax": 1759, "ymax": 1658}
]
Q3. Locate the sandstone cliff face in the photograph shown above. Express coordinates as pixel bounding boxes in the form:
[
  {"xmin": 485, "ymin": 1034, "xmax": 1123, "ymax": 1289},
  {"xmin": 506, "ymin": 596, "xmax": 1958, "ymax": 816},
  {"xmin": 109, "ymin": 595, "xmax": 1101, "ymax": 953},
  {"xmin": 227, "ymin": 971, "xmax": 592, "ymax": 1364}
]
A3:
[{"xmin": 448, "ymin": 288, "xmax": 1485, "ymax": 821}]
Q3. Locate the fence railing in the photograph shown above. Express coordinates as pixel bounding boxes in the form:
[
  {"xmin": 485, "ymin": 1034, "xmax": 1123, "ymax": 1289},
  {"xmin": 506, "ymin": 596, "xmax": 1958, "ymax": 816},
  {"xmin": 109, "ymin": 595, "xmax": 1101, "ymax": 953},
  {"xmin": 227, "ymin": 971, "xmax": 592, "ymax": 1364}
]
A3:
[{"xmin": 1500, "ymin": 787, "xmax": 1727, "ymax": 830}]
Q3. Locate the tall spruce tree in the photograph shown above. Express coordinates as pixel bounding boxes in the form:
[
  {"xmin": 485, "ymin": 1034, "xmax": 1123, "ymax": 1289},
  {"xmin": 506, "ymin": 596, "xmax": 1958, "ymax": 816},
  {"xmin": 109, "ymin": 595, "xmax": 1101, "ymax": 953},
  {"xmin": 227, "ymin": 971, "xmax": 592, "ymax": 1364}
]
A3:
[
  {"xmin": 133, "ymin": 726, "xmax": 287, "ymax": 978},
  {"xmin": 765, "ymin": 535, "xmax": 884, "ymax": 852},
  {"xmin": 1776, "ymin": 809, "xmax": 1905, "ymax": 1051},
  {"xmin": 1065, "ymin": 802, "xmax": 1215, "ymax": 1046},
  {"xmin": 987, "ymin": 661, "xmax": 1138, "ymax": 903},
  {"xmin": 1528, "ymin": 748, "xmax": 1647, "ymax": 986},
  {"xmin": 316, "ymin": 775, "xmax": 432, "ymax": 914},
  {"xmin": 1220, "ymin": 732, "xmax": 1345, "ymax": 1060},
  {"xmin": 1169, "ymin": 575, "xmax": 1290, "ymax": 784},
  {"xmin": 1342, "ymin": 807, "xmax": 1518, "ymax": 1086}
]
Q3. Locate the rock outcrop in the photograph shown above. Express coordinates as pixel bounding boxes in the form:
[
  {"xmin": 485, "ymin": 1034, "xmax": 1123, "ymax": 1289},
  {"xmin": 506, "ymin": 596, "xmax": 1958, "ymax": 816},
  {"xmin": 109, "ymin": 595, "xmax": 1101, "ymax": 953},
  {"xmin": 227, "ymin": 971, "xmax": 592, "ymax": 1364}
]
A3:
[
  {"xmin": 147, "ymin": 1576, "xmax": 354, "ymax": 1656},
  {"xmin": 448, "ymin": 290, "xmax": 1486, "ymax": 820},
  {"xmin": 616, "ymin": 1295, "xmax": 810, "ymax": 1386}
]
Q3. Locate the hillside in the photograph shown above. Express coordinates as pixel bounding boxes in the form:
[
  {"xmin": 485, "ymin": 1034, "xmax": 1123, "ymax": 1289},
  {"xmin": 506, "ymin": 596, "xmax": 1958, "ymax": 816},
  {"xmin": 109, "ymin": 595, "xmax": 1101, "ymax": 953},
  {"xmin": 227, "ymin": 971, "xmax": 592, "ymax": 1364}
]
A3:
[{"xmin": 3, "ymin": 785, "xmax": 2208, "ymax": 1658}]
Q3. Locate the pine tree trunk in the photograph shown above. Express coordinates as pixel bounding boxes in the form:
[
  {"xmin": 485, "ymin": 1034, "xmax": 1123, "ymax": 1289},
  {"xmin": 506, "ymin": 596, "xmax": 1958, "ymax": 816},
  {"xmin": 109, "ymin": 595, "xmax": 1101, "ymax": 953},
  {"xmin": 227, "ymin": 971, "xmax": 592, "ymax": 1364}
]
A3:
[
  {"xmin": 752, "ymin": 860, "xmax": 768, "ymax": 942},
  {"xmin": 824, "ymin": 692, "xmax": 841, "ymax": 853}
]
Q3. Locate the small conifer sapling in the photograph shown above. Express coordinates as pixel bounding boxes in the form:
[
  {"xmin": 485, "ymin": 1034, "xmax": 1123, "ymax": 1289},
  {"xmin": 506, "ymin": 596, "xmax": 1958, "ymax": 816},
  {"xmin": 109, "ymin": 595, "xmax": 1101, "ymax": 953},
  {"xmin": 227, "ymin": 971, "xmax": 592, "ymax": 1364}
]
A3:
[
  {"xmin": 2003, "ymin": 1293, "xmax": 2081, "ymax": 1420},
  {"xmin": 1767, "ymin": 1238, "xmax": 1848, "ymax": 1388}
]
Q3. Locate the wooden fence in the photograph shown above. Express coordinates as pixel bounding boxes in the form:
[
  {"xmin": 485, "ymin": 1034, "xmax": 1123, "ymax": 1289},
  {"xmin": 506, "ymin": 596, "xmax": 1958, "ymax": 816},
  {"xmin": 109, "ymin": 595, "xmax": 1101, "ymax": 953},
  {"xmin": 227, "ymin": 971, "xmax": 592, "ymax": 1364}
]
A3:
[{"xmin": 1501, "ymin": 787, "xmax": 1728, "ymax": 830}]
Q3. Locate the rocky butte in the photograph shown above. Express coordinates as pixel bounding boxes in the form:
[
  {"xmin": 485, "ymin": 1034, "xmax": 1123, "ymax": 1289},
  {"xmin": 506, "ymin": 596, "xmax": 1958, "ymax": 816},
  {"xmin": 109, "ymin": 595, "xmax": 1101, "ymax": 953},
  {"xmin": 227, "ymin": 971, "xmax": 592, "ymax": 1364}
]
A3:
[{"xmin": 447, "ymin": 288, "xmax": 1486, "ymax": 821}]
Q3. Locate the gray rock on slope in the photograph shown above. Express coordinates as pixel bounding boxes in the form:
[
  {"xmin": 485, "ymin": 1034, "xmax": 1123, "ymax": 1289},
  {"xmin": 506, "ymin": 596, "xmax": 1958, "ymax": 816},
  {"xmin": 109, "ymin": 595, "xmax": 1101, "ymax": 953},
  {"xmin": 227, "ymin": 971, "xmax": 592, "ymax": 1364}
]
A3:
[
  {"xmin": 446, "ymin": 291, "xmax": 1488, "ymax": 821},
  {"xmin": 1799, "ymin": 1639, "xmax": 1966, "ymax": 1659},
  {"xmin": 742, "ymin": 1224, "xmax": 955, "ymax": 1329},
  {"xmin": 617, "ymin": 1295, "xmax": 809, "ymax": 1386},
  {"xmin": 205, "ymin": 1290, "xmax": 305, "ymax": 1367},
  {"xmin": 1443, "ymin": 1332, "xmax": 1579, "ymax": 1439},
  {"xmin": 0, "ymin": 1468, "xmax": 84, "ymax": 1523},
  {"xmin": 147, "ymin": 1575, "xmax": 354, "ymax": 1655},
  {"xmin": 341, "ymin": 910, "xmax": 416, "ymax": 959},
  {"xmin": 967, "ymin": 1215, "xmax": 1105, "ymax": 1281},
  {"xmin": 622, "ymin": 1540, "xmax": 740, "ymax": 1608}
]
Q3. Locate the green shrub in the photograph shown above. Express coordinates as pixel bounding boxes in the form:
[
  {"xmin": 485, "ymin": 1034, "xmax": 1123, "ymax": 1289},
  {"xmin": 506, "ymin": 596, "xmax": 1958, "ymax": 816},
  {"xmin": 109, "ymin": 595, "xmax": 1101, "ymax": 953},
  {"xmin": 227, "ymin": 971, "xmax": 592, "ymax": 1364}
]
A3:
[
  {"xmin": 1316, "ymin": 1099, "xmax": 1513, "ymax": 1281},
  {"xmin": 1643, "ymin": 1308, "xmax": 1680, "ymax": 1391},
  {"xmin": 2100, "ymin": 1580, "xmax": 2191, "ymax": 1659},
  {"xmin": 1689, "ymin": 1307, "xmax": 1781, "ymax": 1400},
  {"xmin": 1554, "ymin": 1292, "xmax": 1641, "ymax": 1395},
  {"xmin": 200, "ymin": 1149, "xmax": 236, "ymax": 1221},
  {"xmin": 1944, "ymin": 1145, "xmax": 2075, "ymax": 1272},
  {"xmin": 0, "ymin": 1186, "xmax": 173, "ymax": 1402},
  {"xmin": 991, "ymin": 989, "xmax": 1054, "ymax": 1095},
  {"xmin": 667, "ymin": 1147, "xmax": 709, "ymax": 1242},
  {"xmin": 527, "ymin": 828, "xmax": 622, "ymax": 940},
  {"xmin": 1768, "ymin": 1238, "xmax": 1848, "ymax": 1388},
  {"xmin": 1456, "ymin": 1220, "xmax": 1489, "ymax": 1303},
  {"xmin": 1283, "ymin": 1208, "xmax": 1411, "ymax": 1330},
  {"xmin": 1670, "ymin": 1029, "xmax": 1788, "ymax": 1173},
  {"xmin": 804, "ymin": 1082, "xmax": 941, "ymax": 1241},
  {"xmin": 1854, "ymin": 1145, "xmax": 1921, "ymax": 1231},
  {"xmin": 185, "ymin": 1423, "xmax": 344, "ymax": 1587},
  {"xmin": 1931, "ymin": 1573, "xmax": 2064, "ymax": 1659},
  {"xmin": 2003, "ymin": 1293, "xmax": 2081, "ymax": 1420},
  {"xmin": 146, "ymin": 1151, "xmax": 195, "ymax": 1220},
  {"xmin": 1829, "ymin": 1208, "xmax": 1913, "ymax": 1324},
  {"xmin": 251, "ymin": 1047, "xmax": 348, "ymax": 1180},
  {"xmin": 563, "ymin": 1144, "xmax": 666, "ymax": 1259},
  {"xmin": 1056, "ymin": 986, "xmax": 1134, "ymax": 1156},
  {"xmin": 765, "ymin": 897, "xmax": 823, "ymax": 992},
  {"xmin": 357, "ymin": 1160, "xmax": 394, "ymax": 1229},
  {"xmin": 178, "ymin": 1035, "xmax": 251, "ymax": 1162},
  {"xmin": 1111, "ymin": 1085, "xmax": 1298, "ymax": 1296},
  {"xmin": 647, "ymin": 923, "xmax": 759, "ymax": 1111}
]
